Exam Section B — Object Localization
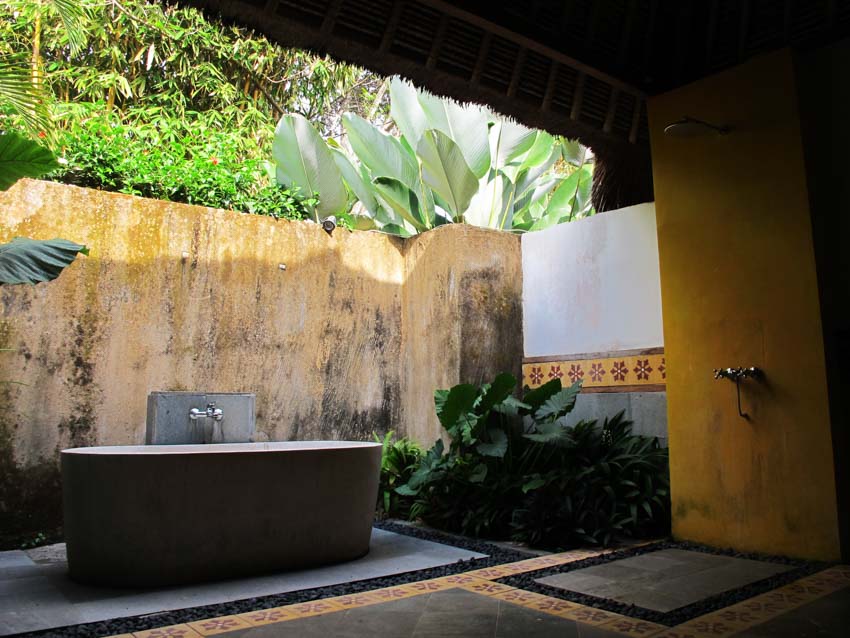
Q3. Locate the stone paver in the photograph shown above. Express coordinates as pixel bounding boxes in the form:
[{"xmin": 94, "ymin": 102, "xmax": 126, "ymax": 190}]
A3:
[{"xmin": 535, "ymin": 549, "xmax": 793, "ymax": 612}]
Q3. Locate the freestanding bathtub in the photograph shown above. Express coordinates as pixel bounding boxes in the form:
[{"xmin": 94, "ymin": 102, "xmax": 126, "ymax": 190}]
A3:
[{"xmin": 61, "ymin": 441, "xmax": 382, "ymax": 587}]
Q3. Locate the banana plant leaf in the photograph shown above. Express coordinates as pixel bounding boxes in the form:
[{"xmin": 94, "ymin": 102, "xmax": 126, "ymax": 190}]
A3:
[
  {"xmin": 0, "ymin": 237, "xmax": 88, "ymax": 285},
  {"xmin": 489, "ymin": 119, "xmax": 537, "ymax": 171},
  {"xmin": 415, "ymin": 87, "xmax": 491, "ymax": 178},
  {"xmin": 416, "ymin": 130, "xmax": 478, "ymax": 220},
  {"xmin": 373, "ymin": 177, "xmax": 429, "ymax": 232},
  {"xmin": 389, "ymin": 77, "xmax": 429, "ymax": 150},
  {"xmin": 342, "ymin": 113, "xmax": 421, "ymax": 193},
  {"xmin": 0, "ymin": 132, "xmax": 59, "ymax": 191},
  {"xmin": 272, "ymin": 113, "xmax": 347, "ymax": 221}
]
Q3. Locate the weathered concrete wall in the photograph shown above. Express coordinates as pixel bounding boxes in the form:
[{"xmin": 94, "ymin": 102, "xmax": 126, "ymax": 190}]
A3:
[
  {"xmin": 402, "ymin": 226, "xmax": 523, "ymax": 445},
  {"xmin": 0, "ymin": 179, "xmax": 522, "ymax": 542}
]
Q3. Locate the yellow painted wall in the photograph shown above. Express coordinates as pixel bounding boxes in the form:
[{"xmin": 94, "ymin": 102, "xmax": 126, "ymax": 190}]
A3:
[
  {"xmin": 0, "ymin": 180, "xmax": 521, "ymax": 467},
  {"xmin": 648, "ymin": 50, "xmax": 841, "ymax": 560}
]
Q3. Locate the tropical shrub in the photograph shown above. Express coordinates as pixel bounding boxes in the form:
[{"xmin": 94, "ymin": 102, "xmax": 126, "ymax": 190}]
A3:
[
  {"xmin": 272, "ymin": 78, "xmax": 594, "ymax": 234},
  {"xmin": 50, "ymin": 109, "xmax": 311, "ymax": 219},
  {"xmin": 0, "ymin": 0, "xmax": 387, "ymax": 216},
  {"xmin": 398, "ymin": 375, "xmax": 670, "ymax": 548},
  {"xmin": 374, "ymin": 431, "xmax": 423, "ymax": 519}
]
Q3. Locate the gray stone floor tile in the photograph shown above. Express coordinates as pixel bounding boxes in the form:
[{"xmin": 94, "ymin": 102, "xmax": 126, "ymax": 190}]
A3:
[
  {"xmin": 232, "ymin": 612, "xmax": 346, "ymax": 637},
  {"xmin": 413, "ymin": 609, "xmax": 498, "ymax": 636},
  {"xmin": 495, "ymin": 602, "xmax": 581, "ymax": 638},
  {"xmin": 0, "ymin": 529, "xmax": 486, "ymax": 636},
  {"xmin": 576, "ymin": 563, "xmax": 647, "ymax": 580},
  {"xmin": 733, "ymin": 588, "xmax": 850, "ymax": 638},
  {"xmin": 576, "ymin": 624, "xmax": 633, "ymax": 638},
  {"xmin": 423, "ymin": 589, "xmax": 499, "ymax": 612},
  {"xmin": 536, "ymin": 572, "xmax": 610, "ymax": 592},
  {"xmin": 0, "ymin": 551, "xmax": 34, "ymax": 570},
  {"xmin": 535, "ymin": 549, "xmax": 793, "ymax": 613}
]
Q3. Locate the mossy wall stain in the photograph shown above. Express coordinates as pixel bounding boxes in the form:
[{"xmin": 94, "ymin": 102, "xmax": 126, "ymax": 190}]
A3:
[{"xmin": 0, "ymin": 180, "xmax": 522, "ymax": 543}]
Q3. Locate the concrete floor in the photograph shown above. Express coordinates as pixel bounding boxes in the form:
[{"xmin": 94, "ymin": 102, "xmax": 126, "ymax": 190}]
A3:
[{"xmin": 0, "ymin": 529, "xmax": 485, "ymax": 636}]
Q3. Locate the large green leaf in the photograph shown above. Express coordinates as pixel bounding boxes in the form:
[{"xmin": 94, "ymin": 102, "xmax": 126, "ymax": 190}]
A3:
[
  {"xmin": 342, "ymin": 113, "xmax": 420, "ymax": 192},
  {"xmin": 436, "ymin": 383, "xmax": 479, "ymax": 429},
  {"xmin": 416, "ymin": 130, "xmax": 478, "ymax": 220},
  {"xmin": 478, "ymin": 372, "xmax": 517, "ymax": 413},
  {"xmin": 373, "ymin": 177, "xmax": 428, "ymax": 231},
  {"xmin": 489, "ymin": 119, "xmax": 537, "ymax": 170},
  {"xmin": 521, "ymin": 378, "xmax": 562, "ymax": 413},
  {"xmin": 535, "ymin": 380, "xmax": 583, "ymax": 422},
  {"xmin": 464, "ymin": 173, "xmax": 510, "ymax": 228},
  {"xmin": 0, "ymin": 237, "xmax": 88, "ymax": 285},
  {"xmin": 329, "ymin": 147, "xmax": 379, "ymax": 216},
  {"xmin": 476, "ymin": 428, "xmax": 508, "ymax": 458},
  {"xmin": 272, "ymin": 114, "xmax": 348, "ymax": 220},
  {"xmin": 523, "ymin": 419, "xmax": 571, "ymax": 444},
  {"xmin": 0, "ymin": 132, "xmax": 59, "ymax": 191},
  {"xmin": 416, "ymin": 89, "xmax": 491, "ymax": 178},
  {"xmin": 500, "ymin": 130, "xmax": 555, "ymax": 184},
  {"xmin": 389, "ymin": 77, "xmax": 429, "ymax": 150}
]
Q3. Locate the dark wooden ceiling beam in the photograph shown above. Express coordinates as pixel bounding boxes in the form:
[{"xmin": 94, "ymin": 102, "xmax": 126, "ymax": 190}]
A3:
[
  {"xmin": 426, "ymin": 14, "xmax": 448, "ymax": 70},
  {"xmin": 705, "ymin": 0, "xmax": 719, "ymax": 70},
  {"xmin": 416, "ymin": 0, "xmax": 646, "ymax": 99},
  {"xmin": 617, "ymin": 0, "xmax": 639, "ymax": 68},
  {"xmin": 379, "ymin": 1, "xmax": 405, "ymax": 54},
  {"xmin": 470, "ymin": 31, "xmax": 492, "ymax": 87},
  {"xmin": 541, "ymin": 62, "xmax": 560, "ymax": 112},
  {"xmin": 737, "ymin": 0, "xmax": 752, "ymax": 62}
]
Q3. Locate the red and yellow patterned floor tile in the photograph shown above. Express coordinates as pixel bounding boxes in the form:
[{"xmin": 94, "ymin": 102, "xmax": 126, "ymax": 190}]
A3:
[
  {"xmin": 186, "ymin": 615, "xmax": 251, "ymax": 636},
  {"xmin": 132, "ymin": 624, "xmax": 201, "ymax": 638}
]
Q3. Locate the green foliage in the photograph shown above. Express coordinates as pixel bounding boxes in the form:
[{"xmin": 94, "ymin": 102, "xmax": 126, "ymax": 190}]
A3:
[
  {"xmin": 0, "ymin": 54, "xmax": 51, "ymax": 138},
  {"xmin": 50, "ymin": 109, "xmax": 311, "ymax": 218},
  {"xmin": 0, "ymin": 237, "xmax": 88, "ymax": 285},
  {"xmin": 398, "ymin": 375, "xmax": 670, "ymax": 548},
  {"xmin": 374, "ymin": 431, "xmax": 423, "ymax": 519},
  {"xmin": 0, "ymin": 0, "xmax": 387, "ymax": 215},
  {"xmin": 0, "ymin": 0, "xmax": 386, "ymax": 136},
  {"xmin": 0, "ymin": 131, "xmax": 58, "ymax": 190},
  {"xmin": 272, "ymin": 77, "xmax": 595, "ymax": 235}
]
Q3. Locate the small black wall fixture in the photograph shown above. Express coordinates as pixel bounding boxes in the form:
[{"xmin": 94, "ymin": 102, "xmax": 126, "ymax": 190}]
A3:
[
  {"xmin": 322, "ymin": 216, "xmax": 337, "ymax": 236},
  {"xmin": 713, "ymin": 367, "xmax": 764, "ymax": 418}
]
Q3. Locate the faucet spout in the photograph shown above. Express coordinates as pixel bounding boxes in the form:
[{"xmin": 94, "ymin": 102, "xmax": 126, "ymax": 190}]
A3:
[{"xmin": 189, "ymin": 402, "xmax": 224, "ymax": 422}]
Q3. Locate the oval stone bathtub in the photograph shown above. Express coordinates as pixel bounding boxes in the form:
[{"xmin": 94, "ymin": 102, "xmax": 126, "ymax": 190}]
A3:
[{"xmin": 61, "ymin": 441, "xmax": 382, "ymax": 587}]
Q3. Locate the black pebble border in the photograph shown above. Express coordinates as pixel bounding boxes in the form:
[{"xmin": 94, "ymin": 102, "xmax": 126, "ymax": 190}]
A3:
[
  {"xmin": 495, "ymin": 539, "xmax": 829, "ymax": 627},
  {"xmin": 11, "ymin": 522, "xmax": 532, "ymax": 638}
]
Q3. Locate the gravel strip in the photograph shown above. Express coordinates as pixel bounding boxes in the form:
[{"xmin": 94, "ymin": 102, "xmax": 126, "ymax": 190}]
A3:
[
  {"xmin": 496, "ymin": 539, "xmax": 828, "ymax": 626},
  {"xmin": 11, "ymin": 524, "xmax": 531, "ymax": 638}
]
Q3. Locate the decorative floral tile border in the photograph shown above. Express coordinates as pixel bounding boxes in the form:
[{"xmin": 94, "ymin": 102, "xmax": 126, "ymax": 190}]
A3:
[
  {"xmin": 523, "ymin": 353, "xmax": 666, "ymax": 389},
  {"xmin": 115, "ymin": 561, "xmax": 850, "ymax": 638}
]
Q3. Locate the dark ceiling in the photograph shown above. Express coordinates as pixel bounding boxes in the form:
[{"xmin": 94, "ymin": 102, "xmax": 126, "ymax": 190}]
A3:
[{"xmin": 183, "ymin": 0, "xmax": 850, "ymax": 208}]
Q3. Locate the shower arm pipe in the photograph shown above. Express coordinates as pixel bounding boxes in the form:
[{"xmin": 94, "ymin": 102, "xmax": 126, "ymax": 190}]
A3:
[{"xmin": 713, "ymin": 367, "xmax": 763, "ymax": 418}]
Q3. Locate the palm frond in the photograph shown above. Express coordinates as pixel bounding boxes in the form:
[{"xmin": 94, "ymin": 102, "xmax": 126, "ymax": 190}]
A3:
[
  {"xmin": 50, "ymin": 0, "xmax": 89, "ymax": 55},
  {"xmin": 0, "ymin": 54, "xmax": 51, "ymax": 137}
]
